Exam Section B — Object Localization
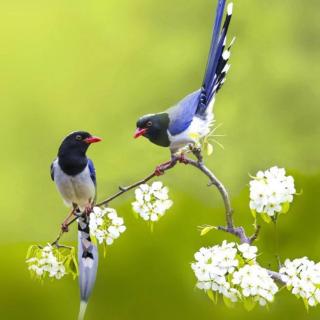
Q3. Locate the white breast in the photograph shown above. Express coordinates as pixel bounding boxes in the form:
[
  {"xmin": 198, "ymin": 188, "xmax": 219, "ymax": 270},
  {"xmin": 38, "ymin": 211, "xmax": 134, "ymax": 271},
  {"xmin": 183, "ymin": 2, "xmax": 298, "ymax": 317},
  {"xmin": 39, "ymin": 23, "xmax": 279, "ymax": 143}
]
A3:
[{"xmin": 52, "ymin": 159, "xmax": 96, "ymax": 211}]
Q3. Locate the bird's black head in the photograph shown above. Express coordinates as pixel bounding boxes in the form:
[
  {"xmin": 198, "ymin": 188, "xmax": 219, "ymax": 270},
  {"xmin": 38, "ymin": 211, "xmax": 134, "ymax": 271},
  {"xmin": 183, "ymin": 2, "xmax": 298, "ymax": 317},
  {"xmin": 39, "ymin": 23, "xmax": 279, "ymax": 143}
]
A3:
[
  {"xmin": 134, "ymin": 113, "xmax": 170, "ymax": 147},
  {"xmin": 58, "ymin": 131, "xmax": 102, "ymax": 158}
]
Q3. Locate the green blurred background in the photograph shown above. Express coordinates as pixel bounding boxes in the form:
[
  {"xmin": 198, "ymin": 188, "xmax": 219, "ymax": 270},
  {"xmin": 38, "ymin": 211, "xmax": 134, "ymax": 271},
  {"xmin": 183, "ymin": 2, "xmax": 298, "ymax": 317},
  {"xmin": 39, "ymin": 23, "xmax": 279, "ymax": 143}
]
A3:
[{"xmin": 0, "ymin": 0, "xmax": 320, "ymax": 318}]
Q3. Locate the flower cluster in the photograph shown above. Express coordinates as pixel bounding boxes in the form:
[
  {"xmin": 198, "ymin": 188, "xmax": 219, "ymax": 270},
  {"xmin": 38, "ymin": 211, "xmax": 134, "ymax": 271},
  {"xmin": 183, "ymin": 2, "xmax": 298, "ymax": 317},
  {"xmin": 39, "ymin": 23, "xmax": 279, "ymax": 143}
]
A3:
[
  {"xmin": 132, "ymin": 181, "xmax": 173, "ymax": 222},
  {"xmin": 280, "ymin": 257, "xmax": 320, "ymax": 307},
  {"xmin": 192, "ymin": 241, "xmax": 240, "ymax": 303},
  {"xmin": 249, "ymin": 166, "xmax": 296, "ymax": 220},
  {"xmin": 89, "ymin": 207, "xmax": 126, "ymax": 246},
  {"xmin": 26, "ymin": 245, "xmax": 67, "ymax": 280},
  {"xmin": 191, "ymin": 241, "xmax": 278, "ymax": 308},
  {"xmin": 233, "ymin": 265, "xmax": 278, "ymax": 307}
]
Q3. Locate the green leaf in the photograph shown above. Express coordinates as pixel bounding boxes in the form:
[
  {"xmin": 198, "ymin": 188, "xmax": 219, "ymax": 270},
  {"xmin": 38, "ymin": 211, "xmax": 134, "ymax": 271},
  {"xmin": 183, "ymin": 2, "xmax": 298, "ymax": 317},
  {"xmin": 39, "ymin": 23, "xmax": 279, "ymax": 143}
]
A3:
[
  {"xmin": 251, "ymin": 210, "xmax": 256, "ymax": 219},
  {"xmin": 206, "ymin": 143, "xmax": 214, "ymax": 156},
  {"xmin": 26, "ymin": 245, "xmax": 39, "ymax": 260},
  {"xmin": 132, "ymin": 210, "xmax": 139, "ymax": 219},
  {"xmin": 261, "ymin": 213, "xmax": 272, "ymax": 224},
  {"xmin": 200, "ymin": 226, "xmax": 215, "ymax": 236},
  {"xmin": 303, "ymin": 298, "xmax": 309, "ymax": 312},
  {"xmin": 236, "ymin": 254, "xmax": 245, "ymax": 268},
  {"xmin": 90, "ymin": 235, "xmax": 98, "ymax": 246},
  {"xmin": 223, "ymin": 295, "xmax": 235, "ymax": 308},
  {"xmin": 103, "ymin": 242, "xmax": 107, "ymax": 258},
  {"xmin": 281, "ymin": 202, "xmax": 290, "ymax": 214},
  {"xmin": 243, "ymin": 298, "xmax": 256, "ymax": 311},
  {"xmin": 206, "ymin": 290, "xmax": 216, "ymax": 303}
]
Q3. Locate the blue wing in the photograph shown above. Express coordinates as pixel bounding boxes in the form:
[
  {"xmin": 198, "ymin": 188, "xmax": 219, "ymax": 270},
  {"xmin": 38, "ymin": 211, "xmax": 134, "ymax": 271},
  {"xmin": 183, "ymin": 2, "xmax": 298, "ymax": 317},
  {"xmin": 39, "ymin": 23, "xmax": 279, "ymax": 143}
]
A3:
[
  {"xmin": 167, "ymin": 90, "xmax": 200, "ymax": 136},
  {"xmin": 197, "ymin": 1, "xmax": 233, "ymax": 116},
  {"xmin": 87, "ymin": 159, "xmax": 96, "ymax": 186}
]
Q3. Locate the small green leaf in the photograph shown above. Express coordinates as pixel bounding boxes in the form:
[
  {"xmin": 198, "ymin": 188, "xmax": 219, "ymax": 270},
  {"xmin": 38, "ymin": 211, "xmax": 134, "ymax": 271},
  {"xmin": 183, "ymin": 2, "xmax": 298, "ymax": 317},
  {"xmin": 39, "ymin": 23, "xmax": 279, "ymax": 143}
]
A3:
[
  {"xmin": 261, "ymin": 213, "xmax": 272, "ymax": 224},
  {"xmin": 206, "ymin": 143, "xmax": 214, "ymax": 156},
  {"xmin": 243, "ymin": 298, "xmax": 256, "ymax": 311},
  {"xmin": 103, "ymin": 243, "xmax": 107, "ymax": 258},
  {"xmin": 90, "ymin": 235, "xmax": 98, "ymax": 246},
  {"xmin": 303, "ymin": 298, "xmax": 309, "ymax": 312},
  {"xmin": 281, "ymin": 202, "xmax": 290, "ymax": 214},
  {"xmin": 132, "ymin": 210, "xmax": 139, "ymax": 219},
  {"xmin": 223, "ymin": 295, "xmax": 235, "ymax": 308},
  {"xmin": 26, "ymin": 245, "xmax": 38, "ymax": 260},
  {"xmin": 236, "ymin": 254, "xmax": 245, "ymax": 267},
  {"xmin": 206, "ymin": 290, "xmax": 216, "ymax": 303},
  {"xmin": 200, "ymin": 226, "xmax": 215, "ymax": 236}
]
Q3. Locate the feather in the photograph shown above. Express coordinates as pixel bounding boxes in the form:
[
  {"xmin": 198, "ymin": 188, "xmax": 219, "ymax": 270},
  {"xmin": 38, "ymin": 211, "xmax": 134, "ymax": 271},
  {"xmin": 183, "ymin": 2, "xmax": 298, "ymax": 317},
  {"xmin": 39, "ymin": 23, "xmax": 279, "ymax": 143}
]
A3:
[
  {"xmin": 197, "ymin": 2, "xmax": 234, "ymax": 116},
  {"xmin": 78, "ymin": 215, "xmax": 98, "ymax": 320},
  {"xmin": 87, "ymin": 158, "xmax": 96, "ymax": 186},
  {"xmin": 167, "ymin": 90, "xmax": 200, "ymax": 136}
]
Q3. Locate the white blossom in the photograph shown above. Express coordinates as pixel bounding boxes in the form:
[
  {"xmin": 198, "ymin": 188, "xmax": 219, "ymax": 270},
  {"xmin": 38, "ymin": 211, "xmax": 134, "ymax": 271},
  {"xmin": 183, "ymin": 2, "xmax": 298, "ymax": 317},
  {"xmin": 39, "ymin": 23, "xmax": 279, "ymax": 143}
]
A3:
[
  {"xmin": 232, "ymin": 264, "xmax": 278, "ymax": 305},
  {"xmin": 249, "ymin": 166, "xmax": 296, "ymax": 218},
  {"xmin": 89, "ymin": 207, "xmax": 126, "ymax": 246},
  {"xmin": 191, "ymin": 241, "xmax": 241, "ymax": 303},
  {"xmin": 238, "ymin": 243, "xmax": 258, "ymax": 261},
  {"xmin": 26, "ymin": 244, "xmax": 66, "ymax": 280},
  {"xmin": 132, "ymin": 181, "xmax": 173, "ymax": 222},
  {"xmin": 191, "ymin": 241, "xmax": 278, "ymax": 308},
  {"xmin": 279, "ymin": 257, "xmax": 320, "ymax": 307}
]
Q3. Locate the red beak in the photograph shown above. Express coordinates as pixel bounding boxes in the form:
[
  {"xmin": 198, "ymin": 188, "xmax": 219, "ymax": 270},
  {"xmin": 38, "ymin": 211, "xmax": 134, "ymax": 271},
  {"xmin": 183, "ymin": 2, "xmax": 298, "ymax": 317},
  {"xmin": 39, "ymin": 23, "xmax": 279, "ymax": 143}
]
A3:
[
  {"xmin": 84, "ymin": 136, "xmax": 102, "ymax": 144},
  {"xmin": 134, "ymin": 128, "xmax": 147, "ymax": 139}
]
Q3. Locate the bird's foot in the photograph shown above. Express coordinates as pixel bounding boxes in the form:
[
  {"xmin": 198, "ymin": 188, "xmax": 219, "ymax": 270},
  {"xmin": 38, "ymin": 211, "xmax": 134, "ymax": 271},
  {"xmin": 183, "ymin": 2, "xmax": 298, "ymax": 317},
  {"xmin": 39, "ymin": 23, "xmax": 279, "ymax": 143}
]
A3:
[
  {"xmin": 154, "ymin": 160, "xmax": 174, "ymax": 176},
  {"xmin": 177, "ymin": 153, "xmax": 189, "ymax": 165},
  {"xmin": 84, "ymin": 204, "xmax": 93, "ymax": 216},
  {"xmin": 61, "ymin": 222, "xmax": 69, "ymax": 233}
]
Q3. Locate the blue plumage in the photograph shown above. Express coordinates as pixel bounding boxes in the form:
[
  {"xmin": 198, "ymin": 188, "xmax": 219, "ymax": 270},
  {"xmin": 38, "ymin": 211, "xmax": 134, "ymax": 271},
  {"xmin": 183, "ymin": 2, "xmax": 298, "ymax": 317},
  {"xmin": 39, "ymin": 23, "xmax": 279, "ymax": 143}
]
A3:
[
  {"xmin": 168, "ymin": 1, "xmax": 234, "ymax": 136},
  {"xmin": 134, "ymin": 1, "xmax": 235, "ymax": 158},
  {"xmin": 168, "ymin": 90, "xmax": 200, "ymax": 135},
  {"xmin": 51, "ymin": 131, "xmax": 102, "ymax": 320},
  {"xmin": 197, "ymin": 0, "xmax": 231, "ymax": 116},
  {"xmin": 87, "ymin": 158, "xmax": 96, "ymax": 186}
]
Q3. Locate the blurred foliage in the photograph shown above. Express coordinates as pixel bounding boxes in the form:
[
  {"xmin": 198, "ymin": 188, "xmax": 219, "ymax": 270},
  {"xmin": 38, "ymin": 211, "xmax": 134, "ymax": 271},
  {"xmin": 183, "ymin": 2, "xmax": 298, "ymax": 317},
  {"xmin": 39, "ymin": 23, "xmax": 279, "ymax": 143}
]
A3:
[{"xmin": 0, "ymin": 0, "xmax": 319, "ymax": 319}]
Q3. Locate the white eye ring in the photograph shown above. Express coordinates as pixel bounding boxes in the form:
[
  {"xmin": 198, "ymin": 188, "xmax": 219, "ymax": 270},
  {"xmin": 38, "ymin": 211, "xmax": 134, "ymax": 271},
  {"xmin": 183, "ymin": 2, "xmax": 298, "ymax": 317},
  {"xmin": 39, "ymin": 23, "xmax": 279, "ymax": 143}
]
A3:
[
  {"xmin": 76, "ymin": 135, "xmax": 82, "ymax": 141},
  {"xmin": 147, "ymin": 121, "xmax": 152, "ymax": 127}
]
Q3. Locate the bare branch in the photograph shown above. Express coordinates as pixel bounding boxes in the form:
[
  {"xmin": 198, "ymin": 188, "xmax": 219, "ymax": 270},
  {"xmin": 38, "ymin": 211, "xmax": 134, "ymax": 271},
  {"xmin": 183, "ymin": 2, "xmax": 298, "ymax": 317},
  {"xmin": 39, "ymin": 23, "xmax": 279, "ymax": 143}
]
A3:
[
  {"xmin": 97, "ymin": 172, "xmax": 156, "ymax": 207},
  {"xmin": 48, "ymin": 152, "xmax": 284, "ymax": 284}
]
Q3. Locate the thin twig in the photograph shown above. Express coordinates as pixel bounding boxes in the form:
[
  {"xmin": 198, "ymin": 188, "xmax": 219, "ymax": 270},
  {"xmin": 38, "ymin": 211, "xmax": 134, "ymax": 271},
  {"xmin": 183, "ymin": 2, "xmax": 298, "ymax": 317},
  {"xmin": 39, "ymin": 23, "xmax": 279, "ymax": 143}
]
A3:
[
  {"xmin": 48, "ymin": 153, "xmax": 285, "ymax": 284},
  {"xmin": 97, "ymin": 172, "xmax": 156, "ymax": 207}
]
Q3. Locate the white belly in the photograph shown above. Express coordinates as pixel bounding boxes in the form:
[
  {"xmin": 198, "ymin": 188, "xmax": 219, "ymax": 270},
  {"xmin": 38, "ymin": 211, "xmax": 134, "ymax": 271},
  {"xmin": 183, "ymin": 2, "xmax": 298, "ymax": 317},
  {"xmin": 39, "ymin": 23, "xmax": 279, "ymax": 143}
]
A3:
[
  {"xmin": 168, "ymin": 115, "xmax": 214, "ymax": 153},
  {"xmin": 53, "ymin": 160, "xmax": 96, "ymax": 210},
  {"xmin": 168, "ymin": 98, "xmax": 215, "ymax": 154}
]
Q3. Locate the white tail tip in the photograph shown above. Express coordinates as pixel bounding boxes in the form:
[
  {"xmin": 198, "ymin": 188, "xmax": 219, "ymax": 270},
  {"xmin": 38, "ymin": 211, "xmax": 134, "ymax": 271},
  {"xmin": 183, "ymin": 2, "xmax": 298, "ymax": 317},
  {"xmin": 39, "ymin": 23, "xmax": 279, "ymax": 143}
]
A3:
[
  {"xmin": 227, "ymin": 3, "xmax": 233, "ymax": 15},
  {"xmin": 78, "ymin": 301, "xmax": 88, "ymax": 320}
]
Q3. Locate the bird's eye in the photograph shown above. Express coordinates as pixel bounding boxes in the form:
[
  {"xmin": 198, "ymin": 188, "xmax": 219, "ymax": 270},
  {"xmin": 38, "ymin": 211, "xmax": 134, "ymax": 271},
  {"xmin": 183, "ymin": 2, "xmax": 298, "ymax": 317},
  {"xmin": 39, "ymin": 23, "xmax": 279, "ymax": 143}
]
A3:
[
  {"xmin": 147, "ymin": 121, "xmax": 152, "ymax": 127},
  {"xmin": 75, "ymin": 135, "xmax": 82, "ymax": 141}
]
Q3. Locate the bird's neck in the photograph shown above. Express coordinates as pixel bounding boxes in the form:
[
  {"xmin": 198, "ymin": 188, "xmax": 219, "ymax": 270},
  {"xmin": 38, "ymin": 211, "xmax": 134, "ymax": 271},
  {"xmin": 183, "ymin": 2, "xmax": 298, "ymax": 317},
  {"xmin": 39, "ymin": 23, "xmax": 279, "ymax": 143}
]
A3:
[{"xmin": 58, "ymin": 151, "xmax": 88, "ymax": 176}]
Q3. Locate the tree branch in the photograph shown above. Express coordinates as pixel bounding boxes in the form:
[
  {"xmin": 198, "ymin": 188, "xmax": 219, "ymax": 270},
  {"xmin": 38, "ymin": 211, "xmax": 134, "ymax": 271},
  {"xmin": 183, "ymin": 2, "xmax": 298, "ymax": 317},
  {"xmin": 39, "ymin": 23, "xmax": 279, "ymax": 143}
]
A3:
[{"xmin": 48, "ymin": 153, "xmax": 284, "ymax": 285}]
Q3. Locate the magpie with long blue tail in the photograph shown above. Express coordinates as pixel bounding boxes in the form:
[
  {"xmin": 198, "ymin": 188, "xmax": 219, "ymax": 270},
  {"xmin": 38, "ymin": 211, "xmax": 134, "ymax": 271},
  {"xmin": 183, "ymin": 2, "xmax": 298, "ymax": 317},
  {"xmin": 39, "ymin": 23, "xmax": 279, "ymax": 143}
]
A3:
[
  {"xmin": 50, "ymin": 131, "xmax": 102, "ymax": 320},
  {"xmin": 134, "ymin": 1, "xmax": 235, "ymax": 174}
]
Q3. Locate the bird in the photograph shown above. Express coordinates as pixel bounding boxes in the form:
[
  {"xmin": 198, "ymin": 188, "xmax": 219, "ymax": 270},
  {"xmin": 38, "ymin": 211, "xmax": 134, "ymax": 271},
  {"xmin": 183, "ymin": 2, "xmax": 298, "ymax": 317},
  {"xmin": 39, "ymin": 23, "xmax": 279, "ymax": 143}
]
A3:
[
  {"xmin": 134, "ymin": 0, "xmax": 234, "ymax": 173},
  {"xmin": 50, "ymin": 131, "xmax": 102, "ymax": 320}
]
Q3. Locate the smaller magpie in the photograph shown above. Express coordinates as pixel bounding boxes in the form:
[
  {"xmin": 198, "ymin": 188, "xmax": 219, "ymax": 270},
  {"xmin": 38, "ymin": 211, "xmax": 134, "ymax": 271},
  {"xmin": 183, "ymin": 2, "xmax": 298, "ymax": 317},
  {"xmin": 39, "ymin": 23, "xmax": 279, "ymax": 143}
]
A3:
[
  {"xmin": 50, "ymin": 131, "xmax": 102, "ymax": 319},
  {"xmin": 134, "ymin": 1, "xmax": 234, "ymax": 172}
]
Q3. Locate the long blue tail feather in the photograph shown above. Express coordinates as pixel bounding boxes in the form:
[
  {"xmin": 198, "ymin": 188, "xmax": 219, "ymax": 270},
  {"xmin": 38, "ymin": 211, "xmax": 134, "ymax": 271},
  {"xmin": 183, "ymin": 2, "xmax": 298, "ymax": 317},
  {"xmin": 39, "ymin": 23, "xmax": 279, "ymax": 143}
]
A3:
[
  {"xmin": 78, "ymin": 215, "xmax": 98, "ymax": 320},
  {"xmin": 197, "ymin": 1, "xmax": 234, "ymax": 116},
  {"xmin": 202, "ymin": 0, "xmax": 226, "ymax": 91}
]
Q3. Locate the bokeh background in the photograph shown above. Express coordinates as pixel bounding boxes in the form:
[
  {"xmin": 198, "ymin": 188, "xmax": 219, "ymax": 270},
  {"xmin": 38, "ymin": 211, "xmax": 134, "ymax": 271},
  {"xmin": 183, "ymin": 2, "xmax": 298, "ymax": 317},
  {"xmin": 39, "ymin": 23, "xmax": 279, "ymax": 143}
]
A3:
[{"xmin": 0, "ymin": 0, "xmax": 320, "ymax": 319}]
